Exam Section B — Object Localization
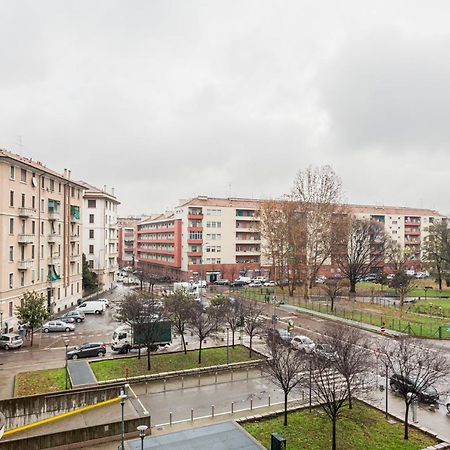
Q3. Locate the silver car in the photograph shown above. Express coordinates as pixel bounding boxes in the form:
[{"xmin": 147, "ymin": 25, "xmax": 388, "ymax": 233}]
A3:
[
  {"xmin": 0, "ymin": 334, "xmax": 23, "ymax": 350},
  {"xmin": 42, "ymin": 320, "xmax": 75, "ymax": 333}
]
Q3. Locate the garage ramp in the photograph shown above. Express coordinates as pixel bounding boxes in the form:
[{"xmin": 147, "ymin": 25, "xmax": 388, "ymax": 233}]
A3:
[{"xmin": 67, "ymin": 360, "xmax": 97, "ymax": 386}]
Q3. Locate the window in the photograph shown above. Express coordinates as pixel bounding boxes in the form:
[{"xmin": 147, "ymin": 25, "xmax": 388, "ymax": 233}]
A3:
[
  {"xmin": 89, "ymin": 229, "xmax": 94, "ymax": 239},
  {"xmin": 20, "ymin": 168, "xmax": 26, "ymax": 183},
  {"xmin": 89, "ymin": 245, "xmax": 94, "ymax": 254},
  {"xmin": 8, "ymin": 301, "xmax": 13, "ymax": 317},
  {"xmin": 59, "ymin": 182, "xmax": 61, "ymax": 193},
  {"xmin": 21, "ymin": 193, "xmax": 25, "ymax": 207},
  {"xmin": 41, "ymin": 221, "xmax": 44, "ymax": 235},
  {"xmin": 31, "ymin": 245, "xmax": 35, "ymax": 259},
  {"xmin": 71, "ymin": 186, "xmax": 75, "ymax": 197},
  {"xmin": 9, "ymin": 246, "xmax": 14, "ymax": 262},
  {"xmin": 88, "ymin": 260, "xmax": 94, "ymax": 268},
  {"xmin": 32, "ymin": 221, "xmax": 36, "ymax": 234},
  {"xmin": 10, "ymin": 165, "xmax": 15, "ymax": 179},
  {"xmin": 88, "ymin": 199, "xmax": 96, "ymax": 208},
  {"xmin": 31, "ymin": 270, "xmax": 35, "ymax": 284},
  {"xmin": 9, "ymin": 190, "xmax": 14, "ymax": 207},
  {"xmin": 20, "ymin": 272, "xmax": 25, "ymax": 287},
  {"xmin": 9, "ymin": 218, "xmax": 14, "ymax": 234},
  {"xmin": 41, "ymin": 176, "xmax": 45, "ymax": 188},
  {"xmin": 32, "ymin": 195, "xmax": 35, "ymax": 209},
  {"xmin": 89, "ymin": 214, "xmax": 94, "ymax": 224},
  {"xmin": 41, "ymin": 198, "xmax": 44, "ymax": 212},
  {"xmin": 41, "ymin": 245, "xmax": 44, "ymax": 259},
  {"xmin": 8, "ymin": 274, "xmax": 13, "ymax": 289},
  {"xmin": 50, "ymin": 179, "xmax": 54, "ymax": 191}
]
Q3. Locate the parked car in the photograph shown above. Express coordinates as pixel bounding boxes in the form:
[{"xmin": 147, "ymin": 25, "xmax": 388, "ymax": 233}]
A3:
[
  {"xmin": 263, "ymin": 281, "xmax": 275, "ymax": 287},
  {"xmin": 446, "ymin": 401, "xmax": 450, "ymax": 414},
  {"xmin": 291, "ymin": 335, "xmax": 316, "ymax": 353},
  {"xmin": 61, "ymin": 310, "xmax": 85, "ymax": 323},
  {"xmin": 315, "ymin": 275, "xmax": 327, "ymax": 284},
  {"xmin": 390, "ymin": 373, "xmax": 439, "ymax": 403},
  {"xmin": 268, "ymin": 328, "xmax": 292, "ymax": 345},
  {"xmin": 76, "ymin": 301, "xmax": 106, "ymax": 315},
  {"xmin": 42, "ymin": 320, "xmax": 75, "ymax": 333},
  {"xmin": 215, "ymin": 279, "xmax": 230, "ymax": 285},
  {"xmin": 59, "ymin": 316, "xmax": 76, "ymax": 324},
  {"xmin": 0, "ymin": 334, "xmax": 23, "ymax": 350},
  {"xmin": 230, "ymin": 280, "xmax": 247, "ymax": 287},
  {"xmin": 314, "ymin": 343, "xmax": 337, "ymax": 360},
  {"xmin": 67, "ymin": 342, "xmax": 107, "ymax": 359},
  {"xmin": 248, "ymin": 280, "xmax": 263, "ymax": 287}
]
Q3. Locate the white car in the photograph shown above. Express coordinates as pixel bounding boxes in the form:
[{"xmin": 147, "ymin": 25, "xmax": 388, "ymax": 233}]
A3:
[
  {"xmin": 291, "ymin": 335, "xmax": 316, "ymax": 353},
  {"xmin": 249, "ymin": 280, "xmax": 263, "ymax": 287},
  {"xmin": 264, "ymin": 281, "xmax": 275, "ymax": 287},
  {"xmin": 42, "ymin": 320, "xmax": 75, "ymax": 333}
]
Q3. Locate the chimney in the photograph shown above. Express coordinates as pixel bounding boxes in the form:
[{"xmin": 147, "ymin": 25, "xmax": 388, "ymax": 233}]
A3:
[
  {"xmin": 67, "ymin": 170, "xmax": 71, "ymax": 179},
  {"xmin": 111, "ymin": 187, "xmax": 115, "ymax": 196},
  {"xmin": 103, "ymin": 185, "xmax": 107, "ymax": 192},
  {"xmin": 63, "ymin": 169, "xmax": 67, "ymax": 178}
]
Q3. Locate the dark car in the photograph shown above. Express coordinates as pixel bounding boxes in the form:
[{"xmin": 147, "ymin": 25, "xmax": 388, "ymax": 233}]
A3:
[
  {"xmin": 390, "ymin": 373, "xmax": 439, "ymax": 403},
  {"xmin": 268, "ymin": 328, "xmax": 292, "ymax": 345},
  {"xmin": 61, "ymin": 310, "xmax": 85, "ymax": 323},
  {"xmin": 59, "ymin": 316, "xmax": 76, "ymax": 324},
  {"xmin": 314, "ymin": 343, "xmax": 338, "ymax": 361},
  {"xmin": 230, "ymin": 280, "xmax": 247, "ymax": 287},
  {"xmin": 67, "ymin": 342, "xmax": 107, "ymax": 359}
]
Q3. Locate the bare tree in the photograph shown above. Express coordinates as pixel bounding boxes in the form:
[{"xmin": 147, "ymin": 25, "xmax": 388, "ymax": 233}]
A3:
[
  {"xmin": 242, "ymin": 299, "xmax": 264, "ymax": 357},
  {"xmin": 382, "ymin": 336, "xmax": 450, "ymax": 440},
  {"xmin": 310, "ymin": 353, "xmax": 357, "ymax": 450},
  {"xmin": 320, "ymin": 279, "xmax": 345, "ymax": 312},
  {"xmin": 189, "ymin": 302, "xmax": 215, "ymax": 364},
  {"xmin": 324, "ymin": 324, "xmax": 372, "ymax": 409},
  {"xmin": 389, "ymin": 271, "xmax": 416, "ymax": 309},
  {"xmin": 423, "ymin": 221, "xmax": 450, "ymax": 290},
  {"xmin": 265, "ymin": 337, "xmax": 306, "ymax": 426},
  {"xmin": 164, "ymin": 290, "xmax": 194, "ymax": 354},
  {"xmin": 386, "ymin": 241, "xmax": 412, "ymax": 273},
  {"xmin": 221, "ymin": 297, "xmax": 244, "ymax": 348},
  {"xmin": 335, "ymin": 218, "xmax": 386, "ymax": 293},
  {"xmin": 291, "ymin": 165, "xmax": 344, "ymax": 299}
]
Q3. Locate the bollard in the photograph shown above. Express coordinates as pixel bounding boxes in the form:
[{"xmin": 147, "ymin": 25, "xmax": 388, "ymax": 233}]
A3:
[
  {"xmin": 191, "ymin": 409, "xmax": 194, "ymax": 422},
  {"xmin": 215, "ymin": 372, "xmax": 218, "ymax": 384},
  {"xmin": 260, "ymin": 366, "xmax": 263, "ymax": 377},
  {"xmin": 198, "ymin": 374, "xmax": 201, "ymax": 386},
  {"xmin": 145, "ymin": 381, "xmax": 148, "ymax": 395},
  {"xmin": 231, "ymin": 370, "xmax": 233, "ymax": 382},
  {"xmin": 302, "ymin": 390, "xmax": 305, "ymax": 401},
  {"xmin": 246, "ymin": 367, "xmax": 249, "ymax": 380},
  {"xmin": 164, "ymin": 379, "xmax": 166, "ymax": 392},
  {"xmin": 268, "ymin": 396, "xmax": 271, "ymax": 407},
  {"xmin": 211, "ymin": 405, "xmax": 215, "ymax": 418},
  {"xmin": 250, "ymin": 398, "xmax": 253, "ymax": 410},
  {"xmin": 169, "ymin": 411, "xmax": 172, "ymax": 426},
  {"xmin": 182, "ymin": 376, "xmax": 184, "ymax": 389},
  {"xmin": 231, "ymin": 402, "xmax": 234, "ymax": 415}
]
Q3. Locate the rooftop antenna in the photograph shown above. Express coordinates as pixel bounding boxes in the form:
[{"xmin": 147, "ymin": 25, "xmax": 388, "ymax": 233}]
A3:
[{"xmin": 228, "ymin": 183, "xmax": 232, "ymax": 198}]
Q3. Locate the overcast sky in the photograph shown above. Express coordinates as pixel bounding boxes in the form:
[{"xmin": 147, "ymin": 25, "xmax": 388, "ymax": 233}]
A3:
[{"xmin": 1, "ymin": 1, "xmax": 450, "ymax": 215}]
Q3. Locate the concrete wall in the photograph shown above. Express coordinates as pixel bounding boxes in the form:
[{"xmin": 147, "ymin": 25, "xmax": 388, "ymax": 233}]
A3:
[
  {"xmin": 0, "ymin": 384, "xmax": 124, "ymax": 429},
  {"xmin": 0, "ymin": 416, "xmax": 150, "ymax": 450}
]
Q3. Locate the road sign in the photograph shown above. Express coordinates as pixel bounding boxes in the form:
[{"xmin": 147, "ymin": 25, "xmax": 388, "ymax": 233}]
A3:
[{"xmin": 380, "ymin": 326, "xmax": 385, "ymax": 334}]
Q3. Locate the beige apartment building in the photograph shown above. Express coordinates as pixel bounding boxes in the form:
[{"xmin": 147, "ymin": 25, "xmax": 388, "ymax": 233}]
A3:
[
  {"xmin": 135, "ymin": 196, "xmax": 447, "ymax": 282},
  {"xmin": 0, "ymin": 150, "xmax": 84, "ymax": 333}
]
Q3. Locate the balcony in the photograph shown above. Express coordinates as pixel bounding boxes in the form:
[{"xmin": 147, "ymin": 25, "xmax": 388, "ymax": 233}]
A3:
[
  {"xmin": 70, "ymin": 234, "xmax": 80, "ymax": 242},
  {"xmin": 18, "ymin": 260, "xmax": 33, "ymax": 270},
  {"xmin": 404, "ymin": 221, "xmax": 421, "ymax": 227},
  {"xmin": 18, "ymin": 207, "xmax": 36, "ymax": 218},
  {"xmin": 109, "ymin": 236, "xmax": 118, "ymax": 242},
  {"xmin": 18, "ymin": 234, "xmax": 34, "ymax": 244},
  {"xmin": 187, "ymin": 251, "xmax": 203, "ymax": 257},
  {"xmin": 108, "ymin": 223, "xmax": 118, "ymax": 229},
  {"xmin": 49, "ymin": 254, "xmax": 61, "ymax": 263},
  {"xmin": 187, "ymin": 239, "xmax": 203, "ymax": 245},
  {"xmin": 405, "ymin": 230, "xmax": 420, "ymax": 236},
  {"xmin": 48, "ymin": 211, "xmax": 60, "ymax": 220},
  {"xmin": 188, "ymin": 213, "xmax": 203, "ymax": 220},
  {"xmin": 235, "ymin": 215, "xmax": 260, "ymax": 222},
  {"xmin": 187, "ymin": 226, "xmax": 203, "ymax": 232},
  {"xmin": 109, "ymin": 265, "xmax": 118, "ymax": 273},
  {"xmin": 235, "ymin": 250, "xmax": 261, "ymax": 256},
  {"xmin": 48, "ymin": 233, "xmax": 62, "ymax": 243},
  {"xmin": 69, "ymin": 254, "xmax": 80, "ymax": 263}
]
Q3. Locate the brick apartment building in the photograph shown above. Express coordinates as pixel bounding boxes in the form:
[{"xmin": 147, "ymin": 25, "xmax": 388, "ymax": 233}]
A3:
[
  {"xmin": 118, "ymin": 216, "xmax": 145, "ymax": 268},
  {"xmin": 134, "ymin": 196, "xmax": 447, "ymax": 283},
  {"xmin": 0, "ymin": 149, "xmax": 84, "ymax": 333}
]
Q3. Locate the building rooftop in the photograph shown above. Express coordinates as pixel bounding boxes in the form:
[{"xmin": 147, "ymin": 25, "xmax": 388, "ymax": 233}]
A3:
[
  {"xmin": 78, "ymin": 180, "xmax": 120, "ymax": 204},
  {"xmin": 178, "ymin": 196, "xmax": 261, "ymax": 209},
  {"xmin": 348, "ymin": 204, "xmax": 446, "ymax": 218}
]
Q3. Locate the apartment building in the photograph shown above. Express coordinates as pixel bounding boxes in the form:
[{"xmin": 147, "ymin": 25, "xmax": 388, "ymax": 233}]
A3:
[
  {"xmin": 118, "ymin": 216, "xmax": 143, "ymax": 268},
  {"xmin": 135, "ymin": 196, "xmax": 447, "ymax": 282},
  {"xmin": 136, "ymin": 197, "xmax": 263, "ymax": 282},
  {"xmin": 0, "ymin": 150, "xmax": 84, "ymax": 333},
  {"xmin": 80, "ymin": 182, "xmax": 120, "ymax": 290}
]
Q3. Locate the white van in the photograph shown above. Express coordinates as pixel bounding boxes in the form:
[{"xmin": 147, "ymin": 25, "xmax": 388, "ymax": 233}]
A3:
[{"xmin": 76, "ymin": 301, "xmax": 106, "ymax": 315}]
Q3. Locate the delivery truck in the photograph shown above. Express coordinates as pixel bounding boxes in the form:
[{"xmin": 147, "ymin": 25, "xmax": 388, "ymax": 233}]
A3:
[{"xmin": 111, "ymin": 319, "xmax": 172, "ymax": 354}]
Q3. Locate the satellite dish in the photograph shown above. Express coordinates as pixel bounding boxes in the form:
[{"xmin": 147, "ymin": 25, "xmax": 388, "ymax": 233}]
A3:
[{"xmin": 31, "ymin": 177, "xmax": 37, "ymax": 187}]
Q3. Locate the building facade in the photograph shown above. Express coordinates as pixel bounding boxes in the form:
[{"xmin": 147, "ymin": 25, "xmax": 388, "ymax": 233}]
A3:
[
  {"xmin": 80, "ymin": 183, "xmax": 120, "ymax": 290},
  {"xmin": 0, "ymin": 149, "xmax": 84, "ymax": 333},
  {"xmin": 117, "ymin": 217, "xmax": 144, "ymax": 268},
  {"xmin": 135, "ymin": 196, "xmax": 447, "ymax": 282}
]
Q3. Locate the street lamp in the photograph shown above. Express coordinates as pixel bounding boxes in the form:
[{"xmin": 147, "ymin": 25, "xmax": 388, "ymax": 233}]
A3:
[
  {"xmin": 385, "ymin": 363, "xmax": 389, "ymax": 419},
  {"xmin": 0, "ymin": 311, "xmax": 3, "ymax": 333},
  {"xmin": 226, "ymin": 327, "xmax": 230, "ymax": 364},
  {"xmin": 119, "ymin": 391, "xmax": 128, "ymax": 450},
  {"xmin": 136, "ymin": 424, "xmax": 148, "ymax": 450},
  {"xmin": 64, "ymin": 338, "xmax": 69, "ymax": 390}
]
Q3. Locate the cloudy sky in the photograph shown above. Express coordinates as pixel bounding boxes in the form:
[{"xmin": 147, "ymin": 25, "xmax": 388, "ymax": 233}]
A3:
[{"xmin": 1, "ymin": 1, "xmax": 450, "ymax": 215}]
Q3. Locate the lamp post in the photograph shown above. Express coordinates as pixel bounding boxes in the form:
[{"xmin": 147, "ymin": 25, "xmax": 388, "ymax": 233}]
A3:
[
  {"xmin": 119, "ymin": 391, "xmax": 128, "ymax": 450},
  {"xmin": 64, "ymin": 338, "xmax": 69, "ymax": 390},
  {"xmin": 385, "ymin": 363, "xmax": 389, "ymax": 419},
  {"xmin": 226, "ymin": 327, "xmax": 230, "ymax": 364},
  {"xmin": 136, "ymin": 424, "xmax": 148, "ymax": 450}
]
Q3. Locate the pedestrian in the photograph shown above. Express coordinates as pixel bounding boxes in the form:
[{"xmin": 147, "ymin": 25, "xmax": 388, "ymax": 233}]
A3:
[
  {"xmin": 18, "ymin": 323, "xmax": 25, "ymax": 339},
  {"xmin": 25, "ymin": 325, "xmax": 30, "ymax": 339}
]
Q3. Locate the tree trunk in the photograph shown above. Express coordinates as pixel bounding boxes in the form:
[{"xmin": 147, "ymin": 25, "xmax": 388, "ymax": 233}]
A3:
[
  {"xmin": 232, "ymin": 329, "xmax": 235, "ymax": 348},
  {"xmin": 147, "ymin": 346, "xmax": 151, "ymax": 370},
  {"xmin": 198, "ymin": 338, "xmax": 202, "ymax": 364},
  {"xmin": 404, "ymin": 403, "xmax": 410, "ymax": 440},
  {"xmin": 332, "ymin": 416, "xmax": 337, "ymax": 450},
  {"xmin": 30, "ymin": 328, "xmax": 34, "ymax": 347},
  {"xmin": 437, "ymin": 271, "xmax": 442, "ymax": 291},
  {"xmin": 331, "ymin": 298, "xmax": 335, "ymax": 312},
  {"xmin": 284, "ymin": 391, "xmax": 288, "ymax": 426},
  {"xmin": 347, "ymin": 380, "xmax": 352, "ymax": 409},
  {"xmin": 138, "ymin": 344, "xmax": 141, "ymax": 359},
  {"xmin": 181, "ymin": 331, "xmax": 187, "ymax": 354},
  {"xmin": 350, "ymin": 279, "xmax": 356, "ymax": 293},
  {"xmin": 249, "ymin": 335, "xmax": 253, "ymax": 357}
]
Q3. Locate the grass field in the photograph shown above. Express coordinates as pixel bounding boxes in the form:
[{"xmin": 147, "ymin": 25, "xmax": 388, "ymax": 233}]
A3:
[
  {"xmin": 243, "ymin": 401, "xmax": 437, "ymax": 450},
  {"xmin": 242, "ymin": 288, "xmax": 450, "ymax": 339},
  {"xmin": 15, "ymin": 368, "xmax": 69, "ymax": 396},
  {"xmin": 90, "ymin": 345, "xmax": 260, "ymax": 381}
]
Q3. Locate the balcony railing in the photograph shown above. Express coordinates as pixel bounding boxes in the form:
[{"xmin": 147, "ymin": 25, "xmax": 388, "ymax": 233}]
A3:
[
  {"xmin": 70, "ymin": 234, "xmax": 80, "ymax": 242},
  {"xmin": 18, "ymin": 234, "xmax": 34, "ymax": 244},
  {"xmin": 48, "ymin": 210, "xmax": 60, "ymax": 220},
  {"xmin": 69, "ymin": 254, "xmax": 80, "ymax": 262},
  {"xmin": 18, "ymin": 260, "xmax": 33, "ymax": 270},
  {"xmin": 18, "ymin": 207, "xmax": 36, "ymax": 218},
  {"xmin": 48, "ymin": 233, "xmax": 62, "ymax": 243}
]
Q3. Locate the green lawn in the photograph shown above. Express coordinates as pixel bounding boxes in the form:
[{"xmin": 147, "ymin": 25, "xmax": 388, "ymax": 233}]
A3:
[
  {"xmin": 15, "ymin": 368, "xmax": 69, "ymax": 396},
  {"xmin": 409, "ymin": 299, "xmax": 450, "ymax": 318},
  {"xmin": 243, "ymin": 401, "xmax": 437, "ymax": 450},
  {"xmin": 91, "ymin": 345, "xmax": 261, "ymax": 381}
]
